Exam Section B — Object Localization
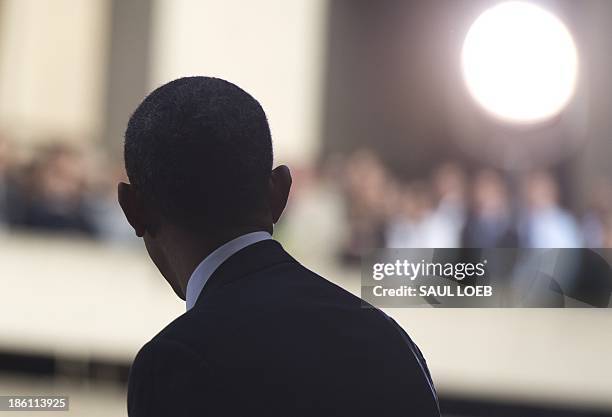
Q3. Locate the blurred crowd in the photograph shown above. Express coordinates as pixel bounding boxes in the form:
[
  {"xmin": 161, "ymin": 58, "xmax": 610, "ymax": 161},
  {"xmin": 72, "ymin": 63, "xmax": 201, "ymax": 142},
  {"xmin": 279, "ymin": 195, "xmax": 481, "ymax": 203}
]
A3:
[
  {"xmin": 2, "ymin": 136, "xmax": 612, "ymax": 259},
  {"xmin": 0, "ymin": 136, "xmax": 135, "ymax": 243},
  {"xmin": 323, "ymin": 150, "xmax": 612, "ymax": 264}
]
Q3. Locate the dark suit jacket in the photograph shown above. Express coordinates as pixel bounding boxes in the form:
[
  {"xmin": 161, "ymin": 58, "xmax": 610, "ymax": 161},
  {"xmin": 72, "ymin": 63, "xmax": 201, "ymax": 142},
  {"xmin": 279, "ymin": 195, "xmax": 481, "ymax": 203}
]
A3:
[{"xmin": 128, "ymin": 240, "xmax": 440, "ymax": 416}]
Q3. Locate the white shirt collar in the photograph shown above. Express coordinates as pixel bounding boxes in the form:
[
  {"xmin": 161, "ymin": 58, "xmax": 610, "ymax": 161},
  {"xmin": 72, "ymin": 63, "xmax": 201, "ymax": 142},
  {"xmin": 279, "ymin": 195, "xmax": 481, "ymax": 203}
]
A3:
[{"xmin": 185, "ymin": 231, "xmax": 272, "ymax": 310}]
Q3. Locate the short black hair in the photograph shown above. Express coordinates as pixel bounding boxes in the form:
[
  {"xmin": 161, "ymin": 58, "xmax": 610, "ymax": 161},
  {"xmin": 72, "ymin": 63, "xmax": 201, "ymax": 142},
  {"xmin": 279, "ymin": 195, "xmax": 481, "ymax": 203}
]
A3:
[{"xmin": 124, "ymin": 76, "xmax": 273, "ymax": 230}]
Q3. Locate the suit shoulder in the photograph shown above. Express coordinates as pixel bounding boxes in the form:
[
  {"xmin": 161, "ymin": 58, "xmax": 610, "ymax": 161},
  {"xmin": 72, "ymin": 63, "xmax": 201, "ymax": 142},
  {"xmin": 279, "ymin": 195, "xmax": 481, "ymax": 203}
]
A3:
[
  {"xmin": 128, "ymin": 330, "xmax": 214, "ymax": 417},
  {"xmin": 143, "ymin": 308, "xmax": 206, "ymax": 355},
  {"xmin": 289, "ymin": 261, "xmax": 368, "ymax": 302}
]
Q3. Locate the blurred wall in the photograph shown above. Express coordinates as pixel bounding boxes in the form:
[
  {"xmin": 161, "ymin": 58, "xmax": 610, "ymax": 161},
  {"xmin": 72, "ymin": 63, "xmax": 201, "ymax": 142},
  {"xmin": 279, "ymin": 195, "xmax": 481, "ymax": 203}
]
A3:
[
  {"xmin": 322, "ymin": 0, "xmax": 612, "ymax": 204},
  {"xmin": 0, "ymin": 0, "xmax": 328, "ymax": 166},
  {"xmin": 150, "ymin": 0, "xmax": 328, "ymax": 165},
  {"xmin": 0, "ymin": 0, "xmax": 110, "ymax": 144}
]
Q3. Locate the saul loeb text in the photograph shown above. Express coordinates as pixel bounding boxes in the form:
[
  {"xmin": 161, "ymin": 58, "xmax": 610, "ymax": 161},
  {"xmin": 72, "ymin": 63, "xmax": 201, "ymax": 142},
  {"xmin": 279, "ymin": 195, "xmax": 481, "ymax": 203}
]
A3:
[{"xmin": 370, "ymin": 259, "xmax": 493, "ymax": 299}]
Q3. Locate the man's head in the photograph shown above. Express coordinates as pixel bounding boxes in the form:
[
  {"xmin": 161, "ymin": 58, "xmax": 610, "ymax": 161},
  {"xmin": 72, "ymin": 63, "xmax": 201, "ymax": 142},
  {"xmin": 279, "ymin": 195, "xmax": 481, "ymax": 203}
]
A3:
[{"xmin": 119, "ymin": 77, "xmax": 291, "ymax": 297}]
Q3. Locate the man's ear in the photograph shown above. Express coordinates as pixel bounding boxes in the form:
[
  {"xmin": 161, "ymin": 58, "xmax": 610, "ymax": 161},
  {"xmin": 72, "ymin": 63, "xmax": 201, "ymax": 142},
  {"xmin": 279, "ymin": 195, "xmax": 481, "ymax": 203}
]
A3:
[
  {"xmin": 269, "ymin": 165, "xmax": 292, "ymax": 224},
  {"xmin": 118, "ymin": 182, "xmax": 147, "ymax": 237}
]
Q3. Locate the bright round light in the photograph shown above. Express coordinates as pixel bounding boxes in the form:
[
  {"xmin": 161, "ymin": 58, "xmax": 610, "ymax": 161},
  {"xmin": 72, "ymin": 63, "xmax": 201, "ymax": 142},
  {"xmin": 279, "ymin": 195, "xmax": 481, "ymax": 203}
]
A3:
[{"xmin": 461, "ymin": 1, "xmax": 578, "ymax": 124}]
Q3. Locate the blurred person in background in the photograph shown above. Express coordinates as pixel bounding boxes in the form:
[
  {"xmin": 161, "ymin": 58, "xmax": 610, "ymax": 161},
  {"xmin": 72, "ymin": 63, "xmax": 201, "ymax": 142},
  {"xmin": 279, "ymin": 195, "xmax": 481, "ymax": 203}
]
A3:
[
  {"xmin": 581, "ymin": 178, "xmax": 612, "ymax": 247},
  {"xmin": 0, "ymin": 134, "xmax": 27, "ymax": 229},
  {"xmin": 88, "ymin": 158, "xmax": 140, "ymax": 244},
  {"xmin": 340, "ymin": 149, "xmax": 389, "ymax": 263},
  {"xmin": 461, "ymin": 169, "xmax": 518, "ymax": 248},
  {"xmin": 518, "ymin": 170, "xmax": 582, "ymax": 248},
  {"xmin": 0, "ymin": 135, "xmax": 12, "ymax": 229},
  {"xmin": 386, "ymin": 181, "xmax": 440, "ymax": 247},
  {"xmin": 429, "ymin": 162, "xmax": 467, "ymax": 247},
  {"xmin": 598, "ymin": 213, "xmax": 612, "ymax": 247},
  {"xmin": 277, "ymin": 156, "xmax": 347, "ymax": 265},
  {"xmin": 21, "ymin": 144, "xmax": 96, "ymax": 236}
]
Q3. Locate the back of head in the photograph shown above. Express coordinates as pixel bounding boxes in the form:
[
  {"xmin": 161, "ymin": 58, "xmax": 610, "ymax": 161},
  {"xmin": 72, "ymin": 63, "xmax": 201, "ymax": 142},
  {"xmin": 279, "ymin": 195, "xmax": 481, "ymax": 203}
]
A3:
[{"xmin": 124, "ymin": 77, "xmax": 273, "ymax": 232}]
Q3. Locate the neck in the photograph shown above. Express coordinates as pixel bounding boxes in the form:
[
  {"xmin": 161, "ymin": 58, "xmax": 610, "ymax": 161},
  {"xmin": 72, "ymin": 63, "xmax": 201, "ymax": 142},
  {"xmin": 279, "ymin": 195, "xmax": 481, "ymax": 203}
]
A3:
[{"xmin": 165, "ymin": 224, "xmax": 272, "ymax": 298}]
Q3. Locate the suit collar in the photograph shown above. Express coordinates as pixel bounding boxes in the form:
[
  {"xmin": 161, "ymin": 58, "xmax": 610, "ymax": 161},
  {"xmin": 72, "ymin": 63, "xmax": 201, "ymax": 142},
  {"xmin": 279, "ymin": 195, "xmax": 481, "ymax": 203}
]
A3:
[
  {"xmin": 185, "ymin": 231, "xmax": 272, "ymax": 310},
  {"xmin": 194, "ymin": 239, "xmax": 296, "ymax": 307}
]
